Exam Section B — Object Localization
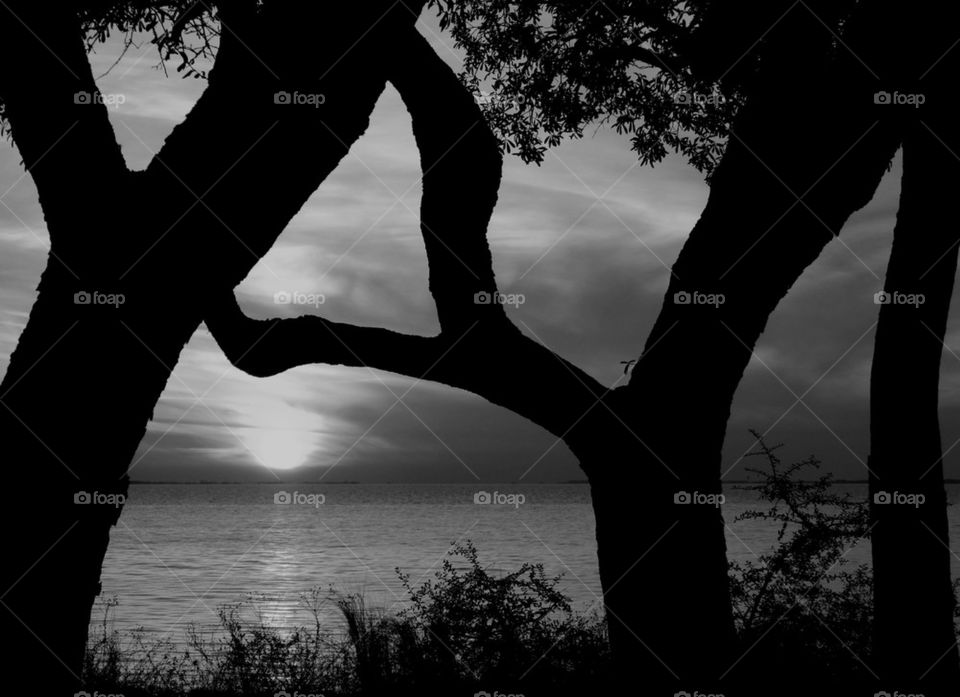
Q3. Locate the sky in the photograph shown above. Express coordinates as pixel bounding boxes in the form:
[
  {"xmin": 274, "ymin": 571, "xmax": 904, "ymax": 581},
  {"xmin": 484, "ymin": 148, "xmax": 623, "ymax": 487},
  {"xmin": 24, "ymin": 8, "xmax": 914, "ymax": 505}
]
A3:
[{"xmin": 1, "ymin": 12, "xmax": 955, "ymax": 484}]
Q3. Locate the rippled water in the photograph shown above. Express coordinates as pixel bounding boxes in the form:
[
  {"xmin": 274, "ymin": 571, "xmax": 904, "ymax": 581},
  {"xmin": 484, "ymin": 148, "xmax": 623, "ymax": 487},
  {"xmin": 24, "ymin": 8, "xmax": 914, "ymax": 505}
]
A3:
[{"xmin": 94, "ymin": 482, "xmax": 960, "ymax": 646}]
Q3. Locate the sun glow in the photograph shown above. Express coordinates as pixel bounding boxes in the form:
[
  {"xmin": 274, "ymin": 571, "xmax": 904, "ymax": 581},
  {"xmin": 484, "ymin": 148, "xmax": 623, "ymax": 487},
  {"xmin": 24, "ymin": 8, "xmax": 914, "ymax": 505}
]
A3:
[
  {"xmin": 241, "ymin": 427, "xmax": 318, "ymax": 470},
  {"xmin": 236, "ymin": 399, "xmax": 323, "ymax": 471}
]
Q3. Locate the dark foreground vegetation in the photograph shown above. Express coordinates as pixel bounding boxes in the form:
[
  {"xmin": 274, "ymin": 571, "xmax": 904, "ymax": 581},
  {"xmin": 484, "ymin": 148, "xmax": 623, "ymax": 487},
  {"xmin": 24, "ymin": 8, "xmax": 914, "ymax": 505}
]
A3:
[{"xmin": 81, "ymin": 438, "xmax": 959, "ymax": 696}]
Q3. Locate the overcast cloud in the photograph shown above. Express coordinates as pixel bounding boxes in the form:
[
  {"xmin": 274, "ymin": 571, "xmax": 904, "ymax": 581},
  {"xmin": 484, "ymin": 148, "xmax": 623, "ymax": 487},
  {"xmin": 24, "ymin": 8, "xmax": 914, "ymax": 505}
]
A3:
[{"xmin": 2, "ymin": 15, "xmax": 950, "ymax": 484}]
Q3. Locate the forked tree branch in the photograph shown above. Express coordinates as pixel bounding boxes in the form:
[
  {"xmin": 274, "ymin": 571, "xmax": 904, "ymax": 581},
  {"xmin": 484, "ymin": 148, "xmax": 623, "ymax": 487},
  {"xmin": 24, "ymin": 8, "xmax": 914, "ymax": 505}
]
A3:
[{"xmin": 205, "ymin": 26, "xmax": 610, "ymax": 439}]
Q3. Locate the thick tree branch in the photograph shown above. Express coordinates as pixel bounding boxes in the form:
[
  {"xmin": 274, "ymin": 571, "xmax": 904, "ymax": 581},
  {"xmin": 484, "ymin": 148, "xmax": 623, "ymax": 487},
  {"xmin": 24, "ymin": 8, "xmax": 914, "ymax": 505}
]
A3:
[
  {"xmin": 389, "ymin": 26, "xmax": 506, "ymax": 332},
  {"xmin": 204, "ymin": 289, "xmax": 608, "ymax": 440},
  {"xmin": 204, "ymin": 26, "xmax": 609, "ymax": 438},
  {"xmin": 0, "ymin": 3, "xmax": 127, "ymax": 213},
  {"xmin": 127, "ymin": 2, "xmax": 429, "ymax": 290}
]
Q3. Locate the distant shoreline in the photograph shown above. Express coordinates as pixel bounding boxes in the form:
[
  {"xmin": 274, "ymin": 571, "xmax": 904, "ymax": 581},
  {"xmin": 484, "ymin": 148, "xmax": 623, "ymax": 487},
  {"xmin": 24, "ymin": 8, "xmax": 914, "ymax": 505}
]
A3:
[
  {"xmin": 128, "ymin": 479, "xmax": 960, "ymax": 485},
  {"xmin": 126, "ymin": 480, "xmax": 592, "ymax": 485}
]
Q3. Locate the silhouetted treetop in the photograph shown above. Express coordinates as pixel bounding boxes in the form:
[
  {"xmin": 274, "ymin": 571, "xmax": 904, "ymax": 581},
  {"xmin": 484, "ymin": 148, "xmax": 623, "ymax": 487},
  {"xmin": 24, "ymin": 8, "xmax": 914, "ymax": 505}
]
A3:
[
  {"xmin": 0, "ymin": 1, "xmax": 225, "ymax": 136},
  {"xmin": 430, "ymin": 0, "xmax": 859, "ymax": 173},
  {"xmin": 1, "ymin": 0, "xmax": 860, "ymax": 171},
  {"xmin": 77, "ymin": 0, "xmax": 222, "ymax": 78}
]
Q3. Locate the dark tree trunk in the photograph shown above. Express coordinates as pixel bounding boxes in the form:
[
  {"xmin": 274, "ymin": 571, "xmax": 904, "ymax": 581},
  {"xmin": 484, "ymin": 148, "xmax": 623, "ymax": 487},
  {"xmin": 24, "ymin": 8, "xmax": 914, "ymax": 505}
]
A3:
[
  {"xmin": 196, "ymin": 3, "xmax": 960, "ymax": 690},
  {"xmin": 569, "ymin": 1, "xmax": 951, "ymax": 689},
  {"xmin": 869, "ymin": 119, "xmax": 960, "ymax": 687},
  {"xmin": 0, "ymin": 259, "xmax": 203, "ymax": 693},
  {"xmin": 202, "ymin": 1, "xmax": 955, "ymax": 691},
  {"xmin": 0, "ymin": 4, "xmax": 426, "ymax": 692},
  {"xmin": 570, "ymin": 403, "xmax": 734, "ymax": 686}
]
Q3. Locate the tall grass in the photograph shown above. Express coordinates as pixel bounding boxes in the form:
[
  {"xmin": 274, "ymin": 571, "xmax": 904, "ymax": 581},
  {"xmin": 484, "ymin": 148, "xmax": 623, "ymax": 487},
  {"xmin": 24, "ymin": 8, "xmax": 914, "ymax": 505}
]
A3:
[
  {"xmin": 82, "ymin": 541, "xmax": 610, "ymax": 696},
  {"xmin": 81, "ymin": 436, "xmax": 960, "ymax": 694}
]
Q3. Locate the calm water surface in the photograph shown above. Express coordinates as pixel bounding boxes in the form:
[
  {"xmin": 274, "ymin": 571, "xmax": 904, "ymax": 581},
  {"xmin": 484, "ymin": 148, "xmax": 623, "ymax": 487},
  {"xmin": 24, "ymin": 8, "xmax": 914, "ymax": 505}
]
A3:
[{"xmin": 94, "ymin": 483, "xmax": 960, "ymax": 646}]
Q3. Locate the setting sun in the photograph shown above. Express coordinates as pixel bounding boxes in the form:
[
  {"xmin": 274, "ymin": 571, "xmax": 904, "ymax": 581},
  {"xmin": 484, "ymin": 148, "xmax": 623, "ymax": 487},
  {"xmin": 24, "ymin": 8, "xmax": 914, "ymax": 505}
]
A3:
[
  {"xmin": 240, "ymin": 426, "xmax": 318, "ymax": 470},
  {"xmin": 234, "ymin": 399, "xmax": 323, "ymax": 471}
]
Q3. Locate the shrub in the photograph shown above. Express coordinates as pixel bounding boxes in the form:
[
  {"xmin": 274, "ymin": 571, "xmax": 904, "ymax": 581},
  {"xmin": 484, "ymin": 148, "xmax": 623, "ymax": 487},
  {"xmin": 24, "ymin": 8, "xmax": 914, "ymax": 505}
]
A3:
[
  {"xmin": 81, "ymin": 542, "xmax": 609, "ymax": 696},
  {"xmin": 81, "ymin": 442, "xmax": 958, "ymax": 693},
  {"xmin": 728, "ymin": 431, "xmax": 874, "ymax": 682},
  {"xmin": 391, "ymin": 540, "xmax": 610, "ymax": 691}
]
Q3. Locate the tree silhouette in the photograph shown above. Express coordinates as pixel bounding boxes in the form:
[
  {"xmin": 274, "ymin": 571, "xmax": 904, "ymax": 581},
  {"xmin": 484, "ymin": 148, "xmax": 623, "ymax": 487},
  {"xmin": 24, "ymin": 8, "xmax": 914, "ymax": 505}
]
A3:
[
  {"xmin": 1, "ymin": 1, "xmax": 959, "ymax": 694},
  {"xmin": 869, "ymin": 119, "xmax": 960, "ymax": 680},
  {"xmin": 429, "ymin": 0, "xmax": 960, "ymax": 689},
  {"xmin": 0, "ymin": 2, "xmax": 430, "ymax": 692}
]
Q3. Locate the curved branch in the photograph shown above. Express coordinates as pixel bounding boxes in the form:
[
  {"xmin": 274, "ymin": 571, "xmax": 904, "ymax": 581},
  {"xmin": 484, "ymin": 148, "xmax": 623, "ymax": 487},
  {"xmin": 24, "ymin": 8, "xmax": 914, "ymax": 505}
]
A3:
[
  {"xmin": 136, "ymin": 3, "xmax": 429, "ymax": 287},
  {"xmin": 205, "ymin": 290, "xmax": 437, "ymax": 379},
  {"xmin": 205, "ymin": 290, "xmax": 608, "ymax": 440},
  {"xmin": 204, "ymin": 25, "xmax": 608, "ymax": 438},
  {"xmin": 390, "ymin": 25, "xmax": 507, "ymax": 332}
]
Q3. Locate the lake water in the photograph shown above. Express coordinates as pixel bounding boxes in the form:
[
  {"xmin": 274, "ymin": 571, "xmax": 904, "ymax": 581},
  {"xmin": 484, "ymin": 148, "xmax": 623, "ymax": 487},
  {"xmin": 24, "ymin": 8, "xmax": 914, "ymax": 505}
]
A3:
[{"xmin": 93, "ymin": 482, "xmax": 960, "ymax": 649}]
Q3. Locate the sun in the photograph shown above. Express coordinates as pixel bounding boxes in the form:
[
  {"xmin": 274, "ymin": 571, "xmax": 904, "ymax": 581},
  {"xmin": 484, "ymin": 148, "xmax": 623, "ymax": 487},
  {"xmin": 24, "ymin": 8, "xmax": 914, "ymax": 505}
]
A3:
[
  {"xmin": 233, "ymin": 398, "xmax": 323, "ymax": 471},
  {"xmin": 241, "ymin": 427, "xmax": 318, "ymax": 470}
]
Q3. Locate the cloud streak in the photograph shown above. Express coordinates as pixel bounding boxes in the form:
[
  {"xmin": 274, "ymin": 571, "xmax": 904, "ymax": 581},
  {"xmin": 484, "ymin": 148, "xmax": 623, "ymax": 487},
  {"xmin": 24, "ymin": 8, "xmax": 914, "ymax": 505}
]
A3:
[{"xmin": 3, "ymin": 20, "xmax": 951, "ymax": 483}]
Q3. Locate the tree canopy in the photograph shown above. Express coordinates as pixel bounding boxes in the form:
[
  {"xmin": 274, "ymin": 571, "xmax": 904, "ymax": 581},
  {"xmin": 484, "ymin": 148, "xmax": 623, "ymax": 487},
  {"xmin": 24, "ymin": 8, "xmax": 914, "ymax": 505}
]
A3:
[
  {"xmin": 2, "ymin": 0, "xmax": 861, "ymax": 175},
  {"xmin": 429, "ymin": 0, "xmax": 859, "ymax": 173}
]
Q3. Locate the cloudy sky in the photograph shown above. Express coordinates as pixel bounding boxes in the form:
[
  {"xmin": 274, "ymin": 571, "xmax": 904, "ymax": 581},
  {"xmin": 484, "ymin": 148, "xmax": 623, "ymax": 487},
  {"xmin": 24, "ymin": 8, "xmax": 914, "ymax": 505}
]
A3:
[{"xmin": 1, "ymin": 13, "xmax": 954, "ymax": 484}]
